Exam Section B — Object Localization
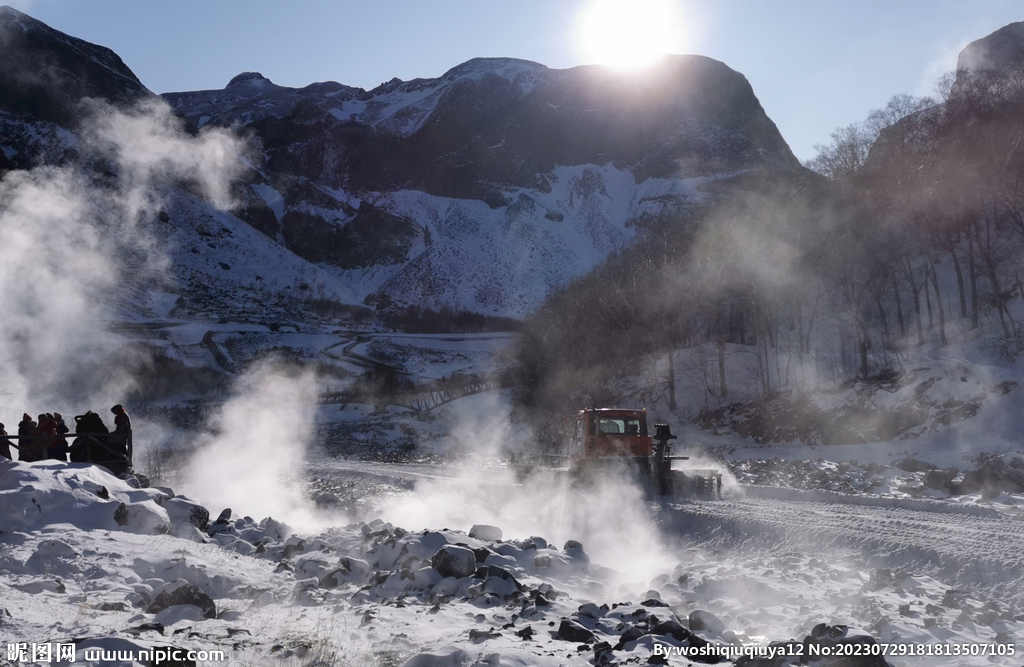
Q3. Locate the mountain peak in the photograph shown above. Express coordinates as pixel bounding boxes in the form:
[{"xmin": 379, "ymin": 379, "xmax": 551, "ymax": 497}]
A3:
[
  {"xmin": 227, "ymin": 71, "xmax": 271, "ymax": 87},
  {"xmin": 442, "ymin": 57, "xmax": 547, "ymax": 77},
  {"xmin": 0, "ymin": 4, "xmax": 149, "ymax": 124},
  {"xmin": 957, "ymin": 21, "xmax": 1024, "ymax": 75},
  {"xmin": 0, "ymin": 4, "xmax": 31, "ymax": 23}
]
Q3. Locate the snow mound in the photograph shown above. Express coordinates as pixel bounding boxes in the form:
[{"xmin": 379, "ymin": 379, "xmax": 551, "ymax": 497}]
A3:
[{"xmin": 0, "ymin": 459, "xmax": 168, "ymax": 534}]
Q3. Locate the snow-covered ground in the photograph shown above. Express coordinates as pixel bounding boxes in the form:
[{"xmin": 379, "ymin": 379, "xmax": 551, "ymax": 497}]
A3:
[{"xmin": 3, "ymin": 454, "xmax": 1022, "ymax": 667}]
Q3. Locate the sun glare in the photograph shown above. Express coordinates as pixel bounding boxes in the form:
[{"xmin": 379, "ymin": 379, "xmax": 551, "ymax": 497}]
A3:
[{"xmin": 577, "ymin": 0, "xmax": 682, "ymax": 71}]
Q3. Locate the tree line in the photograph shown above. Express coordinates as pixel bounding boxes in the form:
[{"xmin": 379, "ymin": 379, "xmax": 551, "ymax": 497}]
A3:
[{"xmin": 509, "ymin": 66, "xmax": 1024, "ymax": 440}]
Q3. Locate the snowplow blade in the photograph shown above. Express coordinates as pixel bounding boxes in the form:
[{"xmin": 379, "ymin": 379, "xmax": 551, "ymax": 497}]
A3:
[{"xmin": 661, "ymin": 469, "xmax": 722, "ymax": 499}]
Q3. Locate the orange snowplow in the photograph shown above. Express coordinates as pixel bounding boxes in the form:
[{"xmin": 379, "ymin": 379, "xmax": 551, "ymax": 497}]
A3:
[{"xmin": 511, "ymin": 408, "xmax": 722, "ymax": 499}]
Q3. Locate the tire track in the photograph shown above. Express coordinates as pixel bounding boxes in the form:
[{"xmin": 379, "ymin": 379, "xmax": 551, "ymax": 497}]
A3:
[{"xmin": 658, "ymin": 497, "xmax": 1024, "ymax": 606}]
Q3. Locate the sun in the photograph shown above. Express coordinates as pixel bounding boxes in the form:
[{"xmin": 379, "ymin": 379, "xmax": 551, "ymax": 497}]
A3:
[{"xmin": 576, "ymin": 0, "xmax": 683, "ymax": 71}]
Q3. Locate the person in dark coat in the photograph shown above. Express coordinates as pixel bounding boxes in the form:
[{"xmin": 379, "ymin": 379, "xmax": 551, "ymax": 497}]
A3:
[
  {"xmin": 18, "ymin": 413, "xmax": 38, "ymax": 462},
  {"xmin": 70, "ymin": 411, "xmax": 109, "ymax": 463},
  {"xmin": 54, "ymin": 412, "xmax": 69, "ymax": 437},
  {"xmin": 43, "ymin": 413, "xmax": 69, "ymax": 461},
  {"xmin": 34, "ymin": 413, "xmax": 60, "ymax": 461},
  {"xmin": 109, "ymin": 404, "xmax": 132, "ymax": 463},
  {"xmin": 0, "ymin": 423, "xmax": 11, "ymax": 460},
  {"xmin": 51, "ymin": 412, "xmax": 70, "ymax": 460}
]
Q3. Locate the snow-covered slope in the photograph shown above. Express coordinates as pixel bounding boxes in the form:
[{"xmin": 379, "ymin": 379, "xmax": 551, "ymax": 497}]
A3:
[{"xmin": 160, "ymin": 54, "xmax": 803, "ymax": 317}]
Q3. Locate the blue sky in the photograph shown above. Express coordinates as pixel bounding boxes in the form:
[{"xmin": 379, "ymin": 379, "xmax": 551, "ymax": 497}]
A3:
[{"xmin": 10, "ymin": 0, "xmax": 1023, "ymax": 162}]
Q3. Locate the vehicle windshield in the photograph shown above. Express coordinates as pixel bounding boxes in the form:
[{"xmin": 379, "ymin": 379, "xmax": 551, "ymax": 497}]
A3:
[{"xmin": 596, "ymin": 417, "xmax": 643, "ymax": 436}]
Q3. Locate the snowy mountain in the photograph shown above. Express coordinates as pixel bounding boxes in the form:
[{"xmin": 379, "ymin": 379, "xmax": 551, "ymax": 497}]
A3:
[
  {"xmin": 164, "ymin": 56, "xmax": 800, "ymax": 316},
  {"xmin": 0, "ymin": 4, "xmax": 803, "ymax": 319},
  {"xmin": 0, "ymin": 6, "xmax": 147, "ymax": 128}
]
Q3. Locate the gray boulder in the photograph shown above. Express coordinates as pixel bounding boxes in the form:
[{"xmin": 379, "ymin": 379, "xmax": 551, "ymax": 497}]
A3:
[
  {"xmin": 923, "ymin": 468, "xmax": 958, "ymax": 493},
  {"xmin": 162, "ymin": 497, "xmax": 210, "ymax": 531},
  {"xmin": 431, "ymin": 545, "xmax": 477, "ymax": 579},
  {"xmin": 688, "ymin": 609, "xmax": 726, "ymax": 635},
  {"xmin": 147, "ymin": 581, "xmax": 216, "ymax": 619},
  {"xmin": 557, "ymin": 619, "xmax": 594, "ymax": 643},
  {"xmin": 469, "ymin": 525, "xmax": 502, "ymax": 542}
]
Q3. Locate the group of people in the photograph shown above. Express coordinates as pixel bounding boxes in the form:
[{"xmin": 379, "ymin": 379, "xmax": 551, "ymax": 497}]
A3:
[{"xmin": 0, "ymin": 405, "xmax": 132, "ymax": 467}]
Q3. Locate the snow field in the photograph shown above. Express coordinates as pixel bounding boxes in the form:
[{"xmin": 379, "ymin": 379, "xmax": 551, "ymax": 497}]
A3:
[{"xmin": 4, "ymin": 456, "xmax": 1023, "ymax": 666}]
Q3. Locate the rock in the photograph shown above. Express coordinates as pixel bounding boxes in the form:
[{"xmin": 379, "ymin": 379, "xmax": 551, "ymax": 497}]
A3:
[
  {"xmin": 557, "ymin": 619, "xmax": 594, "ymax": 643},
  {"xmin": 593, "ymin": 640, "xmax": 614, "ymax": 665},
  {"xmin": 146, "ymin": 581, "xmax": 216, "ymax": 619},
  {"xmin": 615, "ymin": 625, "xmax": 644, "ymax": 649},
  {"xmin": 341, "ymin": 557, "xmax": 371, "ymax": 582},
  {"xmin": 414, "ymin": 566, "xmax": 443, "ymax": 590},
  {"xmin": 563, "ymin": 540, "xmax": 589, "ymax": 565},
  {"xmin": 469, "ymin": 525, "xmax": 502, "ymax": 542},
  {"xmin": 314, "ymin": 493, "xmax": 341, "ymax": 508},
  {"xmin": 811, "ymin": 623, "xmax": 848, "ymax": 639},
  {"xmin": 113, "ymin": 501, "xmax": 171, "ymax": 535},
  {"xmin": 895, "ymin": 458, "xmax": 936, "ymax": 473},
  {"xmin": 482, "ymin": 565, "xmax": 522, "ymax": 591},
  {"xmin": 960, "ymin": 455, "xmax": 1024, "ymax": 495},
  {"xmin": 468, "ymin": 628, "xmax": 501, "ymax": 641},
  {"xmin": 282, "ymin": 538, "xmax": 306, "ymax": 559},
  {"xmin": 163, "ymin": 497, "xmax": 210, "ymax": 531},
  {"xmin": 650, "ymin": 619, "xmax": 690, "ymax": 641},
  {"xmin": 533, "ymin": 554, "xmax": 552, "ymax": 568},
  {"xmin": 431, "ymin": 545, "xmax": 477, "ymax": 579},
  {"xmin": 261, "ymin": 517, "xmax": 290, "ymax": 541},
  {"xmin": 958, "ymin": 22, "xmax": 1024, "ymax": 75},
  {"xmin": 34, "ymin": 539, "xmax": 78, "ymax": 559},
  {"xmin": 923, "ymin": 468, "xmax": 958, "ymax": 493},
  {"xmin": 578, "ymin": 603, "xmax": 604, "ymax": 618},
  {"xmin": 114, "ymin": 502, "xmax": 129, "ymax": 525},
  {"xmin": 495, "ymin": 543, "xmax": 521, "ymax": 558},
  {"xmin": 688, "ymin": 609, "xmax": 726, "ymax": 635},
  {"xmin": 126, "ymin": 622, "xmax": 165, "ymax": 635}
]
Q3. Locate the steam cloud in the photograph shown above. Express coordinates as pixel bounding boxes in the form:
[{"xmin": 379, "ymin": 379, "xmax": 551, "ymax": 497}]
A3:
[
  {"xmin": 0, "ymin": 95, "xmax": 335, "ymax": 528},
  {"xmin": 181, "ymin": 363, "xmax": 327, "ymax": 531},
  {"xmin": 0, "ymin": 98, "xmax": 242, "ymax": 415},
  {"xmin": 375, "ymin": 395, "xmax": 676, "ymax": 587}
]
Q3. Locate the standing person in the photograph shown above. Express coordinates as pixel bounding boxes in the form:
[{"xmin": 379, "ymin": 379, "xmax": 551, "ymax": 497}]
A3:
[
  {"xmin": 38, "ymin": 413, "xmax": 65, "ymax": 461},
  {"xmin": 18, "ymin": 413, "xmax": 37, "ymax": 462},
  {"xmin": 34, "ymin": 414, "xmax": 60, "ymax": 461},
  {"xmin": 110, "ymin": 405, "xmax": 132, "ymax": 464},
  {"xmin": 51, "ymin": 412, "xmax": 70, "ymax": 460},
  {"xmin": 0, "ymin": 423, "xmax": 11, "ymax": 460}
]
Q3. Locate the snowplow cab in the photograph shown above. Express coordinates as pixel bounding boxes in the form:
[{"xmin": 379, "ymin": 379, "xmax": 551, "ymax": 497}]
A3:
[{"xmin": 568, "ymin": 408, "xmax": 652, "ymax": 461}]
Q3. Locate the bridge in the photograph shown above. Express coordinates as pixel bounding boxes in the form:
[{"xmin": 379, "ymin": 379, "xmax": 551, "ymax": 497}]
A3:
[{"xmin": 315, "ymin": 374, "xmax": 509, "ymax": 413}]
